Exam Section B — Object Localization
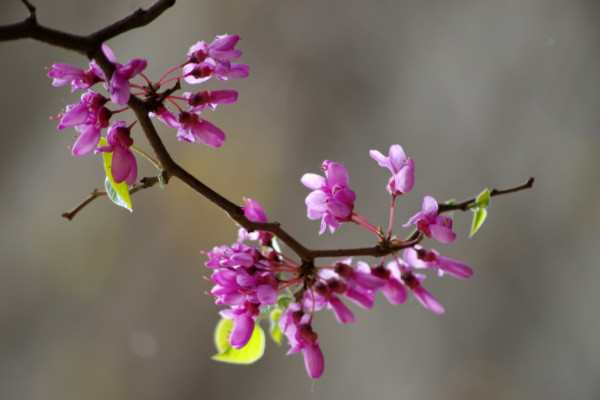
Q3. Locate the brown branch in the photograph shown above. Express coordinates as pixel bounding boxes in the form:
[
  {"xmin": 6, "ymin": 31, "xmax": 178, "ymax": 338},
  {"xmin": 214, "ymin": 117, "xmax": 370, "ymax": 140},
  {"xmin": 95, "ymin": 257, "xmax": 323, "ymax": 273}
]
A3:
[
  {"xmin": 438, "ymin": 177, "xmax": 534, "ymax": 213},
  {"xmin": 0, "ymin": 0, "xmax": 176, "ymax": 54},
  {"xmin": 1, "ymin": 0, "xmax": 535, "ymax": 265},
  {"xmin": 62, "ymin": 174, "xmax": 164, "ymax": 220}
]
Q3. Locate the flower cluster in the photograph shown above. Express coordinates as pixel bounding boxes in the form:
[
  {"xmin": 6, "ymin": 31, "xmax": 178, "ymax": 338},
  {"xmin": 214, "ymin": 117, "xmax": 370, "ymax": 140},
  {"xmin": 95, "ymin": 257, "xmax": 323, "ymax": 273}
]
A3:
[
  {"xmin": 206, "ymin": 144, "xmax": 473, "ymax": 380},
  {"xmin": 47, "ymin": 35, "xmax": 248, "ymax": 184}
]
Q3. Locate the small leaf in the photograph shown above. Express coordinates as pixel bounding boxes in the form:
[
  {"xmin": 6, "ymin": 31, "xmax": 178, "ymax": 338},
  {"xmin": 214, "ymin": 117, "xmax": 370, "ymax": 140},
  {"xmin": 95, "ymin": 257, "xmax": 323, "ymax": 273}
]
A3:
[
  {"xmin": 212, "ymin": 318, "xmax": 265, "ymax": 364},
  {"xmin": 470, "ymin": 208, "xmax": 488, "ymax": 237},
  {"xmin": 99, "ymin": 138, "xmax": 132, "ymax": 211},
  {"xmin": 475, "ymin": 188, "xmax": 490, "ymax": 208},
  {"xmin": 277, "ymin": 295, "xmax": 293, "ymax": 309},
  {"xmin": 269, "ymin": 309, "xmax": 283, "ymax": 345}
]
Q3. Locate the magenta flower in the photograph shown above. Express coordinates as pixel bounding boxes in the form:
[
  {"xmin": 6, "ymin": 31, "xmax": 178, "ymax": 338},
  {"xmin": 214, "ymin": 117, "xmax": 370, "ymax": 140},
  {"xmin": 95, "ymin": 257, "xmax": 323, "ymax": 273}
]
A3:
[
  {"xmin": 219, "ymin": 301, "xmax": 260, "ymax": 349},
  {"xmin": 335, "ymin": 260, "xmax": 385, "ymax": 309},
  {"xmin": 46, "ymin": 62, "xmax": 103, "ymax": 92},
  {"xmin": 101, "ymin": 44, "xmax": 147, "ymax": 105},
  {"xmin": 301, "ymin": 161, "xmax": 357, "ymax": 234},
  {"xmin": 184, "ymin": 90, "xmax": 238, "ymax": 112},
  {"xmin": 205, "ymin": 241, "xmax": 278, "ymax": 350},
  {"xmin": 404, "ymin": 246, "xmax": 473, "ymax": 279},
  {"xmin": 55, "ymin": 91, "xmax": 111, "ymax": 156},
  {"xmin": 96, "ymin": 121, "xmax": 137, "ymax": 185},
  {"xmin": 183, "ymin": 59, "xmax": 249, "ymax": 84},
  {"xmin": 395, "ymin": 266, "xmax": 445, "ymax": 314},
  {"xmin": 176, "ymin": 111, "xmax": 226, "ymax": 147},
  {"xmin": 403, "ymin": 195, "xmax": 456, "ymax": 243},
  {"xmin": 279, "ymin": 305, "xmax": 325, "ymax": 379},
  {"xmin": 187, "ymin": 34, "xmax": 243, "ymax": 65},
  {"xmin": 184, "ymin": 35, "xmax": 249, "ymax": 84},
  {"xmin": 240, "ymin": 198, "xmax": 274, "ymax": 246},
  {"xmin": 370, "ymin": 144, "xmax": 415, "ymax": 195}
]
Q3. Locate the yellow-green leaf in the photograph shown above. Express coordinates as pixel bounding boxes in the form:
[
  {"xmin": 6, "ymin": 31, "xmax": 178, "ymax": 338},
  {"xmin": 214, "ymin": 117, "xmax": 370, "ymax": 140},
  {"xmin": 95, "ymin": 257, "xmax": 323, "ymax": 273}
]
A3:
[
  {"xmin": 470, "ymin": 208, "xmax": 488, "ymax": 237},
  {"xmin": 99, "ymin": 137, "xmax": 132, "ymax": 211},
  {"xmin": 212, "ymin": 318, "xmax": 265, "ymax": 364},
  {"xmin": 269, "ymin": 309, "xmax": 283, "ymax": 346}
]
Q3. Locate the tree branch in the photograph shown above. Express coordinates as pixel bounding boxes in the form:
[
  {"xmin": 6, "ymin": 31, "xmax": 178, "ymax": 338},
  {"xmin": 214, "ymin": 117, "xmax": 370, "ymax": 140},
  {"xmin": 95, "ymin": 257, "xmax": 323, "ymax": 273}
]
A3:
[
  {"xmin": 438, "ymin": 177, "xmax": 534, "ymax": 213},
  {"xmin": 1, "ymin": 1, "xmax": 535, "ymax": 265},
  {"xmin": 62, "ymin": 174, "xmax": 165, "ymax": 220},
  {"xmin": 0, "ymin": 0, "xmax": 176, "ymax": 54}
]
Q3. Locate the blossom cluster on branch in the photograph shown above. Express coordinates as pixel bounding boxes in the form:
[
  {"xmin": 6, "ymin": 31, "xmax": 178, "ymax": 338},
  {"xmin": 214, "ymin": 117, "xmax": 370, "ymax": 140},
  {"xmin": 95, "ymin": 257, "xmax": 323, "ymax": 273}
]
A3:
[
  {"xmin": 0, "ymin": 0, "xmax": 534, "ymax": 382},
  {"xmin": 205, "ymin": 146, "xmax": 475, "ymax": 379}
]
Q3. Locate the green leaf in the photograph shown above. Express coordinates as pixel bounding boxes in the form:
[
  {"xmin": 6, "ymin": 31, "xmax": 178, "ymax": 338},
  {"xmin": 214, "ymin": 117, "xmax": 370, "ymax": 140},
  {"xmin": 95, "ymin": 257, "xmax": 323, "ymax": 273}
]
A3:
[
  {"xmin": 470, "ymin": 188, "xmax": 490, "ymax": 210},
  {"xmin": 470, "ymin": 208, "xmax": 488, "ymax": 238},
  {"xmin": 269, "ymin": 309, "xmax": 283, "ymax": 345},
  {"xmin": 212, "ymin": 318, "xmax": 265, "ymax": 364},
  {"xmin": 99, "ymin": 138, "xmax": 132, "ymax": 211}
]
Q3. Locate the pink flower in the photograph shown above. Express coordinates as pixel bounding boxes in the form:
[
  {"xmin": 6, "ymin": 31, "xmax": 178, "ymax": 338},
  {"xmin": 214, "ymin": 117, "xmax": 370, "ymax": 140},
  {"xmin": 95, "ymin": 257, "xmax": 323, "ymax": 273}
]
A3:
[
  {"xmin": 219, "ymin": 302, "xmax": 260, "ymax": 349},
  {"xmin": 96, "ymin": 121, "xmax": 137, "ymax": 185},
  {"xmin": 279, "ymin": 305, "xmax": 325, "ymax": 379},
  {"xmin": 55, "ymin": 91, "xmax": 111, "ymax": 156},
  {"xmin": 184, "ymin": 35, "xmax": 249, "ymax": 84},
  {"xmin": 370, "ymin": 144, "xmax": 415, "ymax": 195},
  {"xmin": 395, "ymin": 265, "xmax": 445, "ymax": 315},
  {"xmin": 240, "ymin": 198, "xmax": 273, "ymax": 246},
  {"xmin": 176, "ymin": 111, "xmax": 226, "ymax": 147},
  {"xmin": 101, "ymin": 45, "xmax": 147, "ymax": 105},
  {"xmin": 403, "ymin": 195, "xmax": 456, "ymax": 243},
  {"xmin": 46, "ymin": 62, "xmax": 103, "ymax": 92},
  {"xmin": 404, "ymin": 246, "xmax": 473, "ymax": 279},
  {"xmin": 301, "ymin": 161, "xmax": 356, "ymax": 234},
  {"xmin": 184, "ymin": 90, "xmax": 238, "ymax": 112}
]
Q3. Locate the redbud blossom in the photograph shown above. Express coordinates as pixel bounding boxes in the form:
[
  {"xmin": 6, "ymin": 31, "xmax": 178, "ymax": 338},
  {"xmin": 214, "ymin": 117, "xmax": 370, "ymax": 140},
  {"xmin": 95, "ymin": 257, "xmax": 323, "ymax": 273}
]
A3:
[
  {"xmin": 404, "ymin": 246, "xmax": 473, "ymax": 279},
  {"xmin": 101, "ymin": 45, "xmax": 147, "ymax": 105},
  {"xmin": 370, "ymin": 144, "xmax": 415, "ymax": 195},
  {"xmin": 95, "ymin": 121, "xmax": 137, "ymax": 185},
  {"xmin": 403, "ymin": 195, "xmax": 457, "ymax": 243},
  {"xmin": 55, "ymin": 90, "xmax": 111, "ymax": 156},
  {"xmin": 279, "ymin": 305, "xmax": 325, "ymax": 379},
  {"xmin": 301, "ymin": 161, "xmax": 356, "ymax": 234},
  {"xmin": 46, "ymin": 62, "xmax": 103, "ymax": 92}
]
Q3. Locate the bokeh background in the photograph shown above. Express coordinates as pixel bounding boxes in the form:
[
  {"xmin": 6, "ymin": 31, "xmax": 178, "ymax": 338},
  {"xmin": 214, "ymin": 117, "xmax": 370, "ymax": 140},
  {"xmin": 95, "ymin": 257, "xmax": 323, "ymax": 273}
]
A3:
[{"xmin": 1, "ymin": 0, "xmax": 599, "ymax": 399}]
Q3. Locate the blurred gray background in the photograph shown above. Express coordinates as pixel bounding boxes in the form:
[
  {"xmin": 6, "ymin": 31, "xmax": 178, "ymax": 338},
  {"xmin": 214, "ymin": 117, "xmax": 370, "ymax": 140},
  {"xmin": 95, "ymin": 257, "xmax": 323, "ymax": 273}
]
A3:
[{"xmin": 1, "ymin": 0, "xmax": 599, "ymax": 399}]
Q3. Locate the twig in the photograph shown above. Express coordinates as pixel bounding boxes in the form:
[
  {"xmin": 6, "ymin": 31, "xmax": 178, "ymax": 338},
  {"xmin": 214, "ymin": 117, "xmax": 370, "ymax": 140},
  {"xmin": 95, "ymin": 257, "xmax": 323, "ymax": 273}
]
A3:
[
  {"xmin": 1, "ymin": 1, "xmax": 535, "ymax": 264},
  {"xmin": 438, "ymin": 177, "xmax": 534, "ymax": 213},
  {"xmin": 62, "ymin": 174, "xmax": 164, "ymax": 220}
]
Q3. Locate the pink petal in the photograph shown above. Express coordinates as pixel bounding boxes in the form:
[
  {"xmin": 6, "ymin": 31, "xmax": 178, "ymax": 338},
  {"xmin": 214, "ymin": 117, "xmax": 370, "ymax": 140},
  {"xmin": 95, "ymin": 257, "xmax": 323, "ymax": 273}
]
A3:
[
  {"xmin": 229, "ymin": 314, "xmax": 254, "ymax": 349},
  {"xmin": 429, "ymin": 225, "xmax": 456, "ymax": 244},
  {"xmin": 412, "ymin": 286, "xmax": 445, "ymax": 314},
  {"xmin": 303, "ymin": 344, "xmax": 325, "ymax": 379}
]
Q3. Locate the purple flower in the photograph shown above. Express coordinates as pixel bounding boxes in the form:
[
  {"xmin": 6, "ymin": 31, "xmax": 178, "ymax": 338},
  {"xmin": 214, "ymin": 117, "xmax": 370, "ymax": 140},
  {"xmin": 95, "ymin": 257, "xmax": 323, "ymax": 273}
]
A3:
[
  {"xmin": 393, "ymin": 265, "xmax": 445, "ymax": 315},
  {"xmin": 240, "ymin": 198, "xmax": 274, "ymax": 246},
  {"xmin": 303, "ymin": 269, "xmax": 355, "ymax": 324},
  {"xmin": 403, "ymin": 195, "xmax": 456, "ymax": 243},
  {"xmin": 404, "ymin": 245, "xmax": 473, "ymax": 279},
  {"xmin": 96, "ymin": 121, "xmax": 137, "ymax": 185},
  {"xmin": 184, "ymin": 90, "xmax": 238, "ymax": 112},
  {"xmin": 176, "ymin": 111, "xmax": 226, "ymax": 147},
  {"xmin": 184, "ymin": 35, "xmax": 249, "ymax": 84},
  {"xmin": 55, "ymin": 90, "xmax": 111, "ymax": 156},
  {"xmin": 46, "ymin": 62, "xmax": 103, "ymax": 92},
  {"xmin": 183, "ymin": 60, "xmax": 249, "ymax": 84},
  {"xmin": 187, "ymin": 34, "xmax": 244, "ymax": 65},
  {"xmin": 335, "ymin": 259, "xmax": 385, "ymax": 309},
  {"xmin": 301, "ymin": 161, "xmax": 356, "ymax": 234},
  {"xmin": 101, "ymin": 45, "xmax": 147, "ymax": 105},
  {"xmin": 205, "ymin": 241, "xmax": 279, "ymax": 350},
  {"xmin": 370, "ymin": 144, "xmax": 415, "ymax": 195},
  {"xmin": 279, "ymin": 305, "xmax": 325, "ymax": 379},
  {"xmin": 371, "ymin": 262, "xmax": 408, "ymax": 306},
  {"xmin": 219, "ymin": 301, "xmax": 260, "ymax": 349}
]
